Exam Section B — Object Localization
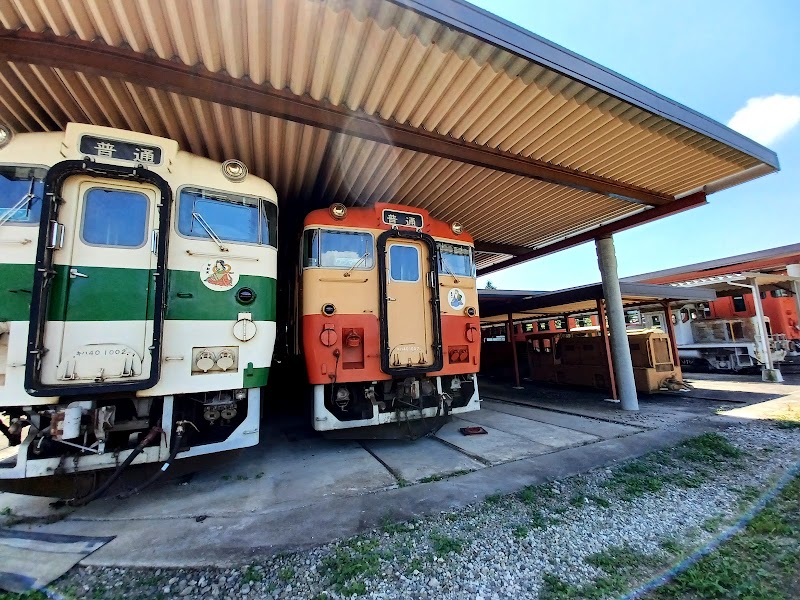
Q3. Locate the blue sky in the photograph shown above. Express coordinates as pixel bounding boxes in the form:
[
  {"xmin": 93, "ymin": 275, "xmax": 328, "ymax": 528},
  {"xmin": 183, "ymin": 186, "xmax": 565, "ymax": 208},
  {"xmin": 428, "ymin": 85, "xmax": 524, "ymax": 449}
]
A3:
[{"xmin": 470, "ymin": 0, "xmax": 800, "ymax": 290}]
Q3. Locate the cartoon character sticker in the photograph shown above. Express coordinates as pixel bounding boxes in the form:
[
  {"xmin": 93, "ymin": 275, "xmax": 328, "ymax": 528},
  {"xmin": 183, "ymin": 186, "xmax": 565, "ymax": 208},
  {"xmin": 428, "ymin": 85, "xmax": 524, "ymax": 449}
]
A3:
[
  {"xmin": 448, "ymin": 288, "xmax": 465, "ymax": 310},
  {"xmin": 202, "ymin": 260, "xmax": 239, "ymax": 291}
]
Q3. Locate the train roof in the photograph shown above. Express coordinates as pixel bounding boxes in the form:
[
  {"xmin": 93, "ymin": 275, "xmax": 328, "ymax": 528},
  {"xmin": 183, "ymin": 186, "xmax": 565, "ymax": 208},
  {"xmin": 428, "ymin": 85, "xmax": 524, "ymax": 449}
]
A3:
[{"xmin": 0, "ymin": 0, "xmax": 779, "ymax": 274}]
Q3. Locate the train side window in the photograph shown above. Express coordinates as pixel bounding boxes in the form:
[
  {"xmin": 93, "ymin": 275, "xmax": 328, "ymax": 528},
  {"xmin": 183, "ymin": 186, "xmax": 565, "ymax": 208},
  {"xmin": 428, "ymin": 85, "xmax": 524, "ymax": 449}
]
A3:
[
  {"xmin": 437, "ymin": 242, "xmax": 475, "ymax": 277},
  {"xmin": 81, "ymin": 188, "xmax": 148, "ymax": 248},
  {"xmin": 0, "ymin": 165, "xmax": 46, "ymax": 225},
  {"xmin": 389, "ymin": 245, "xmax": 420, "ymax": 282},
  {"xmin": 178, "ymin": 187, "xmax": 277, "ymax": 247},
  {"xmin": 771, "ymin": 289, "xmax": 791, "ymax": 297},
  {"xmin": 732, "ymin": 295, "xmax": 747, "ymax": 312}
]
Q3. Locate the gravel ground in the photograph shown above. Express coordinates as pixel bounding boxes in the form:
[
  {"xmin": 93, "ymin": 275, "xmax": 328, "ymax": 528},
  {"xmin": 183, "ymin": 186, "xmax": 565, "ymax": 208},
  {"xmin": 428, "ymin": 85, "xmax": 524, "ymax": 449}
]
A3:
[{"xmin": 26, "ymin": 422, "xmax": 800, "ymax": 600}]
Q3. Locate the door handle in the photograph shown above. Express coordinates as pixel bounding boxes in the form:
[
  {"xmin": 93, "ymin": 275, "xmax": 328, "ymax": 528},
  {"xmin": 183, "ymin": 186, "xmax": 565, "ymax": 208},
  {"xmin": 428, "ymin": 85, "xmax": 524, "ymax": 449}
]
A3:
[
  {"xmin": 69, "ymin": 268, "xmax": 89, "ymax": 279},
  {"xmin": 386, "ymin": 296, "xmax": 396, "ymax": 302}
]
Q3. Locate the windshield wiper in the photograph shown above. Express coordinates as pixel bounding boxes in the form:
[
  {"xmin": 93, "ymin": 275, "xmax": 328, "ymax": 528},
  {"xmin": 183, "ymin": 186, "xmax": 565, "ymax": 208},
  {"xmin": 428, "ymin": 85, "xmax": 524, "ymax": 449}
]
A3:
[
  {"xmin": 0, "ymin": 191, "xmax": 36, "ymax": 228},
  {"xmin": 440, "ymin": 256, "xmax": 460, "ymax": 283},
  {"xmin": 344, "ymin": 252, "xmax": 370, "ymax": 277},
  {"xmin": 192, "ymin": 212, "xmax": 228, "ymax": 252}
]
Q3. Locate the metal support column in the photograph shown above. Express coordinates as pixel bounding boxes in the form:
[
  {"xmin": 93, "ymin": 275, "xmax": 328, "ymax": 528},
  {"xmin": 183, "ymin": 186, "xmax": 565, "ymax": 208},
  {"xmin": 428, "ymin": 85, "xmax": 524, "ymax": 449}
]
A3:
[
  {"xmin": 595, "ymin": 236, "xmax": 639, "ymax": 410},
  {"xmin": 749, "ymin": 279, "xmax": 783, "ymax": 382},
  {"xmin": 662, "ymin": 301, "xmax": 680, "ymax": 367},
  {"xmin": 787, "ymin": 265, "xmax": 800, "ymax": 345},
  {"xmin": 596, "ymin": 298, "xmax": 618, "ymax": 400},
  {"xmin": 507, "ymin": 312, "xmax": 522, "ymax": 389}
]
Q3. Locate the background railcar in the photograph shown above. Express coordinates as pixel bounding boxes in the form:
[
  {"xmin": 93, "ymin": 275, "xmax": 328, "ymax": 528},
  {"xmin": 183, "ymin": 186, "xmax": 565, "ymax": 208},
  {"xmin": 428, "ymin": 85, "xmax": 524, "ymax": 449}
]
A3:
[
  {"xmin": 299, "ymin": 203, "xmax": 480, "ymax": 433},
  {"xmin": 0, "ymin": 124, "xmax": 277, "ymax": 491}
]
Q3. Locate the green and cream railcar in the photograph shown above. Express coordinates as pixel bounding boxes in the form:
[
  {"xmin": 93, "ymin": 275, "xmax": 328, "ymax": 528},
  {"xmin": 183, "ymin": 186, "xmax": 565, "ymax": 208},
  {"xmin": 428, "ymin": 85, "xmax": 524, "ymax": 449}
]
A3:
[{"xmin": 0, "ymin": 123, "xmax": 277, "ymax": 483}]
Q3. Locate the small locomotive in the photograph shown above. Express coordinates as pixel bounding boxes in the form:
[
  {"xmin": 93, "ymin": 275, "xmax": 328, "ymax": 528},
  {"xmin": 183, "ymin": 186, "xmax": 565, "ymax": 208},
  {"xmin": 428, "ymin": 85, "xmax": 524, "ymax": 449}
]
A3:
[{"xmin": 299, "ymin": 202, "xmax": 481, "ymax": 433}]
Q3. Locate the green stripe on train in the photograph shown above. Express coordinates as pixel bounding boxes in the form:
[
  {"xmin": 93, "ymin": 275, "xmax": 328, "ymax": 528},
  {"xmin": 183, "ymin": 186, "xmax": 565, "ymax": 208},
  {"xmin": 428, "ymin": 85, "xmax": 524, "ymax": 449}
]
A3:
[{"xmin": 1, "ymin": 264, "xmax": 276, "ymax": 322}]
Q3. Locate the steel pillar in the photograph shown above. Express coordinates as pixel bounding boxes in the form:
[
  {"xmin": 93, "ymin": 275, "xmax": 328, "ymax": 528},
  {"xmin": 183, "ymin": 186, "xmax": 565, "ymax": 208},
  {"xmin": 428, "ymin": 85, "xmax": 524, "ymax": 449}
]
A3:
[
  {"xmin": 749, "ymin": 279, "xmax": 783, "ymax": 382},
  {"xmin": 595, "ymin": 236, "xmax": 639, "ymax": 410},
  {"xmin": 507, "ymin": 313, "xmax": 522, "ymax": 389}
]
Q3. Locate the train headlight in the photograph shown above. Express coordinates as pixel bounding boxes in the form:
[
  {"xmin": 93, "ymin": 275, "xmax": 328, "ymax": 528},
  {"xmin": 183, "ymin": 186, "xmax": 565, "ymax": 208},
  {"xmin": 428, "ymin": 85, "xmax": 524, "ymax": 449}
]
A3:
[
  {"xmin": 330, "ymin": 203, "xmax": 347, "ymax": 220},
  {"xmin": 465, "ymin": 306, "xmax": 477, "ymax": 317},
  {"xmin": 0, "ymin": 125, "xmax": 11, "ymax": 149},
  {"xmin": 451, "ymin": 221, "xmax": 464, "ymax": 235},
  {"xmin": 222, "ymin": 159, "xmax": 248, "ymax": 182},
  {"xmin": 322, "ymin": 303, "xmax": 336, "ymax": 316}
]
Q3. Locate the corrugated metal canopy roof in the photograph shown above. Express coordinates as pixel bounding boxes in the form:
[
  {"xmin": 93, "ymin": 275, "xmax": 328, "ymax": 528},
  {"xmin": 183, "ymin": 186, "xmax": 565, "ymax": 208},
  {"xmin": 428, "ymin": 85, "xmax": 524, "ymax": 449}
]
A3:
[{"xmin": 0, "ymin": 0, "xmax": 780, "ymax": 273}]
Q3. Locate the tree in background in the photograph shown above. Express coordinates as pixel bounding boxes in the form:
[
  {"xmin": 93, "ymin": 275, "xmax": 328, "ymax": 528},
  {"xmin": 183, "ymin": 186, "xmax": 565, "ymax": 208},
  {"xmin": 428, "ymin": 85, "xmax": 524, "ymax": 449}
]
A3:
[{"xmin": 485, "ymin": 280, "xmax": 497, "ymax": 289}]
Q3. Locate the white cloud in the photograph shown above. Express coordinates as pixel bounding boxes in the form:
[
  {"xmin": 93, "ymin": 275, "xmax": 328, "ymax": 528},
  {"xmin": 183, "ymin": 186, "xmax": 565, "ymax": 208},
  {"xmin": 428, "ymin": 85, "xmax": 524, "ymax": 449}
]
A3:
[{"xmin": 727, "ymin": 94, "xmax": 800, "ymax": 146}]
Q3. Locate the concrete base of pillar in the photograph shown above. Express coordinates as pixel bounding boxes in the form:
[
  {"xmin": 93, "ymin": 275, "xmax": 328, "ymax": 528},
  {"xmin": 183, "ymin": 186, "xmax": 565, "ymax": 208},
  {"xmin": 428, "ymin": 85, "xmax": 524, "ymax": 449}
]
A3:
[{"xmin": 761, "ymin": 368, "xmax": 784, "ymax": 383}]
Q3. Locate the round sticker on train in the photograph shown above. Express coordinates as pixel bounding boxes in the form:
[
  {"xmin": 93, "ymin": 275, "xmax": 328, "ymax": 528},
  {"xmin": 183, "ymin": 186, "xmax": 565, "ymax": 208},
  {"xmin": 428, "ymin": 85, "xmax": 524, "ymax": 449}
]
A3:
[
  {"xmin": 202, "ymin": 259, "xmax": 239, "ymax": 291},
  {"xmin": 448, "ymin": 288, "xmax": 466, "ymax": 310}
]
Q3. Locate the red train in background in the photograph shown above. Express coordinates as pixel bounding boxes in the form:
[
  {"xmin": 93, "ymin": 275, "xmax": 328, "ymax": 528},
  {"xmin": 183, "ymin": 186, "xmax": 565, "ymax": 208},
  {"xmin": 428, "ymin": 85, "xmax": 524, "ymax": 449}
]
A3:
[
  {"xmin": 298, "ymin": 202, "xmax": 481, "ymax": 434},
  {"xmin": 705, "ymin": 290, "xmax": 800, "ymax": 345}
]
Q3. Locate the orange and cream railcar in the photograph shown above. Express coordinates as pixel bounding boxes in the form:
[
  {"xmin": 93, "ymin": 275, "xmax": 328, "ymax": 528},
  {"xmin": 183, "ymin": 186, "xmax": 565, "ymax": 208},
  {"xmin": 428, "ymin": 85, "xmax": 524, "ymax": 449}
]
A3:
[{"xmin": 300, "ymin": 203, "xmax": 480, "ymax": 431}]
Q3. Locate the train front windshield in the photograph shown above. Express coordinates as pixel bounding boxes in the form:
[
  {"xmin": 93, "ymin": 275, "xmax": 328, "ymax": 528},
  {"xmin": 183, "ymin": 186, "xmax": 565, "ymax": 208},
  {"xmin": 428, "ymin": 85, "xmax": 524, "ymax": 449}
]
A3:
[{"xmin": 437, "ymin": 242, "xmax": 475, "ymax": 277}]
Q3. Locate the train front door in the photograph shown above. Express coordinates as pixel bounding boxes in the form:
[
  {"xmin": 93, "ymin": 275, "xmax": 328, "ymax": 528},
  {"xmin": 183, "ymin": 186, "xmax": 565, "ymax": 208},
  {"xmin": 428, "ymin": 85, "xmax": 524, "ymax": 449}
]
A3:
[
  {"xmin": 31, "ymin": 175, "xmax": 162, "ymax": 391},
  {"xmin": 384, "ymin": 239, "xmax": 436, "ymax": 369}
]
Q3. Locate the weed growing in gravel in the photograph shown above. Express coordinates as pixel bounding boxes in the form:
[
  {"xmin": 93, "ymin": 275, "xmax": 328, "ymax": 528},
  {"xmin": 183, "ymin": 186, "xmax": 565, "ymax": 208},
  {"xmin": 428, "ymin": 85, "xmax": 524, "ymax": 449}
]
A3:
[
  {"xmin": 278, "ymin": 567, "xmax": 294, "ymax": 582},
  {"xmin": 241, "ymin": 564, "xmax": 264, "ymax": 583},
  {"xmin": 569, "ymin": 494, "xmax": 586, "ymax": 507},
  {"xmin": 379, "ymin": 515, "xmax": 416, "ymax": 534},
  {"xmin": 587, "ymin": 494, "xmax": 611, "ymax": 508},
  {"xmin": 518, "ymin": 483, "xmax": 556, "ymax": 506},
  {"xmin": 701, "ymin": 515, "xmax": 725, "ymax": 533},
  {"xmin": 529, "ymin": 510, "xmax": 549, "ymax": 529},
  {"xmin": 484, "ymin": 493, "xmax": 504, "ymax": 504},
  {"xmin": 419, "ymin": 469, "xmax": 472, "ymax": 483},
  {"xmin": 429, "ymin": 532, "xmax": 464, "ymax": 555},
  {"xmin": 512, "ymin": 524, "xmax": 529, "ymax": 539},
  {"xmin": 320, "ymin": 539, "xmax": 381, "ymax": 595}
]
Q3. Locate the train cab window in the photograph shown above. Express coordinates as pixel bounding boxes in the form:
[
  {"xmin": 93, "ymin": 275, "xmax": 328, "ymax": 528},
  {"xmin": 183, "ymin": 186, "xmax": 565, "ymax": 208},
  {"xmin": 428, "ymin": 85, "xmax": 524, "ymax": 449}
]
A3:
[
  {"xmin": 81, "ymin": 188, "xmax": 148, "ymax": 247},
  {"xmin": 771, "ymin": 289, "xmax": 791, "ymax": 297},
  {"xmin": 389, "ymin": 245, "xmax": 420, "ymax": 282},
  {"xmin": 0, "ymin": 166, "xmax": 45, "ymax": 225},
  {"xmin": 437, "ymin": 242, "xmax": 475, "ymax": 277},
  {"xmin": 732, "ymin": 295, "xmax": 747, "ymax": 312},
  {"xmin": 303, "ymin": 229, "xmax": 374, "ymax": 270},
  {"xmin": 178, "ymin": 187, "xmax": 277, "ymax": 247}
]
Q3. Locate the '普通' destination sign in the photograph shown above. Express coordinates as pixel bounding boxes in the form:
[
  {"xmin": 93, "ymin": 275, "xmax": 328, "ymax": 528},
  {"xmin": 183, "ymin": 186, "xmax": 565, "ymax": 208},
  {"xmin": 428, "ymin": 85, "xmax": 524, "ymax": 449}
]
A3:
[
  {"xmin": 80, "ymin": 135, "xmax": 163, "ymax": 165},
  {"xmin": 382, "ymin": 209, "xmax": 423, "ymax": 229}
]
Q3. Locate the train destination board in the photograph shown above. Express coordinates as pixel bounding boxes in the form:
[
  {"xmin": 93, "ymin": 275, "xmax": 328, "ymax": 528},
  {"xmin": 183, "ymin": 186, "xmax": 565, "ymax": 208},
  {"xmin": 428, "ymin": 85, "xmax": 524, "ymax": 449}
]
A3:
[
  {"xmin": 80, "ymin": 135, "xmax": 163, "ymax": 165},
  {"xmin": 382, "ymin": 209, "xmax": 423, "ymax": 229}
]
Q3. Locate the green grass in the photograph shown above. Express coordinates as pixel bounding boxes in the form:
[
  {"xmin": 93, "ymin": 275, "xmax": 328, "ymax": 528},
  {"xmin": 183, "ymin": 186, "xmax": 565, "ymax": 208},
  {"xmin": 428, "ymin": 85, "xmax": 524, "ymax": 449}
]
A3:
[
  {"xmin": 677, "ymin": 433, "xmax": 743, "ymax": 464},
  {"xmin": 647, "ymin": 474, "xmax": 800, "ymax": 600},
  {"xmin": 430, "ymin": 532, "xmax": 464, "ymax": 555},
  {"xmin": 660, "ymin": 537, "xmax": 684, "ymax": 555},
  {"xmin": 277, "ymin": 567, "xmax": 294, "ymax": 582},
  {"xmin": 0, "ymin": 593, "xmax": 49, "ymax": 600},
  {"xmin": 484, "ymin": 493, "xmax": 504, "ymax": 504}
]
